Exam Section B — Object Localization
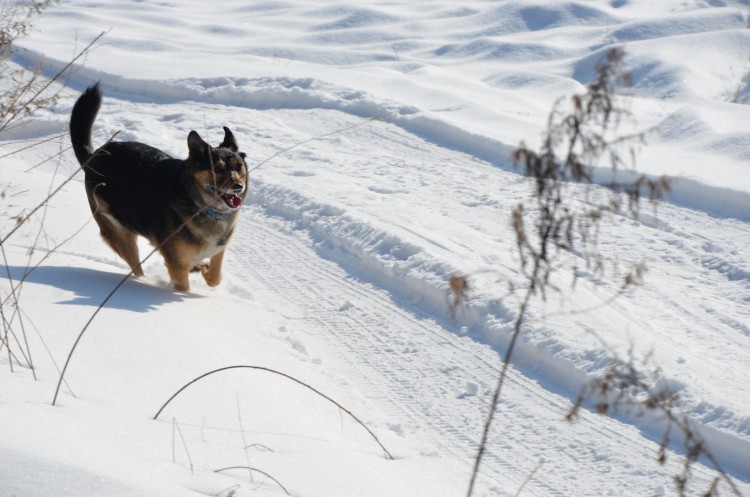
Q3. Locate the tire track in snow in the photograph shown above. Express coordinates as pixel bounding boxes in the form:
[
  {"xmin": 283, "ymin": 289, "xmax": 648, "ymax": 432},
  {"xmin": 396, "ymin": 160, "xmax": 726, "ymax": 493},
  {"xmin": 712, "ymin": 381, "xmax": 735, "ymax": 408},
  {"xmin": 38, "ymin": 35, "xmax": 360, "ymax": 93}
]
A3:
[
  {"xmin": 225, "ymin": 207, "xmax": 724, "ymax": 496},
  {"xmin": 259, "ymin": 107, "xmax": 750, "ymax": 479},
  {"xmin": 228, "ymin": 212, "xmax": 557, "ymax": 493}
]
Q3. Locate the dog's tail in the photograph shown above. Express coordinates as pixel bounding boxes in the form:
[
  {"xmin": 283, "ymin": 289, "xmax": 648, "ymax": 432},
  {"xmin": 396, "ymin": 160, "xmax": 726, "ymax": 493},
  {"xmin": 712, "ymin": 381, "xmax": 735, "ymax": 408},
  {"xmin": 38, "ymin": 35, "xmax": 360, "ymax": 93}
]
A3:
[{"xmin": 69, "ymin": 83, "xmax": 102, "ymax": 166}]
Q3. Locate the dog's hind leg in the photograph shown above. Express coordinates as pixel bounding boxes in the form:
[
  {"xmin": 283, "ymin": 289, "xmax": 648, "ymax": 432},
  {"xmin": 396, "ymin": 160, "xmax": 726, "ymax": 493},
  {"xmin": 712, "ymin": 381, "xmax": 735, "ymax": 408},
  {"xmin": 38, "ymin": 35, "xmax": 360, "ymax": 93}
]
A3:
[
  {"xmin": 89, "ymin": 192, "xmax": 144, "ymax": 277},
  {"xmin": 93, "ymin": 211, "xmax": 144, "ymax": 277},
  {"xmin": 160, "ymin": 240, "xmax": 193, "ymax": 292}
]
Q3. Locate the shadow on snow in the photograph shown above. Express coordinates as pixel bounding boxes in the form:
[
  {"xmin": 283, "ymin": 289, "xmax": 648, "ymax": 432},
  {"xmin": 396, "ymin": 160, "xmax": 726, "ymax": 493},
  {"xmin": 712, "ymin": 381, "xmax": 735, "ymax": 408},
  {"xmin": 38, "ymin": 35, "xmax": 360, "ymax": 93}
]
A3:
[{"xmin": 6, "ymin": 265, "xmax": 184, "ymax": 312}]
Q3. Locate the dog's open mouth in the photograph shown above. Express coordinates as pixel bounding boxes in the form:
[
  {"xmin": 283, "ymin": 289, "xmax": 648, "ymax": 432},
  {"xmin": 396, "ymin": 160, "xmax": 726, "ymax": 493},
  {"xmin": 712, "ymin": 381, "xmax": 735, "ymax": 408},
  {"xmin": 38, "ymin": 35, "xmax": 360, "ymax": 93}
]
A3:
[{"xmin": 220, "ymin": 193, "xmax": 242, "ymax": 209}]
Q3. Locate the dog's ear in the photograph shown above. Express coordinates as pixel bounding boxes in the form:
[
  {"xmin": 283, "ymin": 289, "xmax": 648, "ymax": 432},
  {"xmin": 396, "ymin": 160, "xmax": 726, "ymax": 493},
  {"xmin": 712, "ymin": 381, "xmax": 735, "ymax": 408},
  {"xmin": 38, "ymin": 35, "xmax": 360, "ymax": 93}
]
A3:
[
  {"xmin": 219, "ymin": 126, "xmax": 239, "ymax": 152},
  {"xmin": 187, "ymin": 131, "xmax": 210, "ymax": 159}
]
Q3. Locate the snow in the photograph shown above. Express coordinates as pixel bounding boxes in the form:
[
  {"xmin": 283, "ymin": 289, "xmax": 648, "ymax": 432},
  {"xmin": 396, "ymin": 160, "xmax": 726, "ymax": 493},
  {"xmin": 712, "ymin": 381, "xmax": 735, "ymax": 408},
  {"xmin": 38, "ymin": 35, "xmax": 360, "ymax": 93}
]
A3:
[{"xmin": 2, "ymin": 0, "xmax": 750, "ymax": 496}]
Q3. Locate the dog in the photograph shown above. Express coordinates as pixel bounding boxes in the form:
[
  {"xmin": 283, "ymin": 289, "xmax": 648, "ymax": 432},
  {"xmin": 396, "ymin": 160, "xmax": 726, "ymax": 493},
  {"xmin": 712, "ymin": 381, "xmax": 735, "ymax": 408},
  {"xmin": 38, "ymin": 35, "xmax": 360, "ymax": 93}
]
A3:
[{"xmin": 69, "ymin": 83, "xmax": 248, "ymax": 291}]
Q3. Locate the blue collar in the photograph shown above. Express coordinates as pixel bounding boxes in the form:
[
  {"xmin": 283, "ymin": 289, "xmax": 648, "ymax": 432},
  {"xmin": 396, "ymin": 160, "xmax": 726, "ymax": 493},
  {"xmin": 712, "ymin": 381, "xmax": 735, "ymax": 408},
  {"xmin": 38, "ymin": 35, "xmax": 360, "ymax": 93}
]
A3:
[{"xmin": 203, "ymin": 208, "xmax": 235, "ymax": 219}]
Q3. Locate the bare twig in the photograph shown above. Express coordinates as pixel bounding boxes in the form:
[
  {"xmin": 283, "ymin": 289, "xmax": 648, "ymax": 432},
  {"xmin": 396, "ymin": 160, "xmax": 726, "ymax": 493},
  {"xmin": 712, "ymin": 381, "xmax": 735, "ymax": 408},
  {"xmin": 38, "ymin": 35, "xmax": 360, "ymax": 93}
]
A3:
[
  {"xmin": 236, "ymin": 393, "xmax": 255, "ymax": 484},
  {"xmin": 214, "ymin": 466, "xmax": 290, "ymax": 496},
  {"xmin": 248, "ymin": 115, "xmax": 385, "ymax": 174},
  {"xmin": 567, "ymin": 344, "xmax": 743, "ymax": 497},
  {"xmin": 172, "ymin": 417, "xmax": 194, "ymax": 474},
  {"xmin": 513, "ymin": 460, "xmax": 545, "ymax": 497},
  {"xmin": 152, "ymin": 365, "xmax": 393, "ymax": 460},
  {"xmin": 466, "ymin": 280, "xmax": 535, "ymax": 497}
]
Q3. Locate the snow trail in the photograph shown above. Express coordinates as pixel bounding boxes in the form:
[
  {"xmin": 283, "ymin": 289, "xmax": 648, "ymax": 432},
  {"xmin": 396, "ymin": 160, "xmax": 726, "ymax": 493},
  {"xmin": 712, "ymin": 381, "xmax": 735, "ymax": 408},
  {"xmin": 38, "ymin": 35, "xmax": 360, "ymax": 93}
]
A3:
[
  {"xmin": 225, "ymin": 206, "xmax": 726, "ymax": 496},
  {"xmin": 3, "ymin": 0, "xmax": 750, "ymax": 494}
]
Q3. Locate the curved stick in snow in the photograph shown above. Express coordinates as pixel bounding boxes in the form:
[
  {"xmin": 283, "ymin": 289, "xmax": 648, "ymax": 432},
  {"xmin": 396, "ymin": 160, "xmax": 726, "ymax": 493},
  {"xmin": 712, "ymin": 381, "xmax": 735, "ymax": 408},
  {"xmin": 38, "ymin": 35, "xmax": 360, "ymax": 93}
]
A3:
[{"xmin": 152, "ymin": 365, "xmax": 394, "ymax": 460}]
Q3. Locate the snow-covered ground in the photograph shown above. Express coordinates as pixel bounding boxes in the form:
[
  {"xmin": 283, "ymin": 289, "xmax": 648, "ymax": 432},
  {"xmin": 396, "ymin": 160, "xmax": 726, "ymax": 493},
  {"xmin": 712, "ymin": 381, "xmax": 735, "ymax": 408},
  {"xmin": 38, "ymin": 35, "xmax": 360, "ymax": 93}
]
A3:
[{"xmin": 2, "ymin": 0, "xmax": 750, "ymax": 496}]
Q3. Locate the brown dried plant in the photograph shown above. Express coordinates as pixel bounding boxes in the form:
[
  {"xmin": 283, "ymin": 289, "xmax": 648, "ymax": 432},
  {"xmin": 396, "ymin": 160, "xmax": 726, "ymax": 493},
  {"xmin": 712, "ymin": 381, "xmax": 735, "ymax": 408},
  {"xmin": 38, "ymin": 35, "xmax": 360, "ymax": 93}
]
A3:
[
  {"xmin": 0, "ymin": 1, "xmax": 56, "ymax": 134},
  {"xmin": 0, "ymin": 1, "xmax": 103, "ymax": 382},
  {"xmin": 447, "ymin": 274, "xmax": 469, "ymax": 319},
  {"xmin": 567, "ymin": 349, "xmax": 742, "ymax": 497},
  {"xmin": 0, "ymin": 0, "xmax": 55, "ymax": 378},
  {"xmin": 466, "ymin": 48, "xmax": 739, "ymax": 497},
  {"xmin": 511, "ymin": 47, "xmax": 670, "ymax": 298}
]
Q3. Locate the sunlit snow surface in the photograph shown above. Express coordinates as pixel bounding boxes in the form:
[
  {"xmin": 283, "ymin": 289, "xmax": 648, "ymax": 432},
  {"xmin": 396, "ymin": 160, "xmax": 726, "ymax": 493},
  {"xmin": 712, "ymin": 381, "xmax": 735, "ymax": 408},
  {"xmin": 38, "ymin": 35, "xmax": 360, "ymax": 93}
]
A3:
[{"xmin": 2, "ymin": 1, "xmax": 750, "ymax": 496}]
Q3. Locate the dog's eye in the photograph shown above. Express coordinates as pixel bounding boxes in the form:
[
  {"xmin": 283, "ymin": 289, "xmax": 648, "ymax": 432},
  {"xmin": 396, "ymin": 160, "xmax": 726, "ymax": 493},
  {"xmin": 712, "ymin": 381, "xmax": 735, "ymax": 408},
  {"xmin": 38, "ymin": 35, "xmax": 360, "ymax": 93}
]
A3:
[{"xmin": 225, "ymin": 158, "xmax": 243, "ymax": 172}]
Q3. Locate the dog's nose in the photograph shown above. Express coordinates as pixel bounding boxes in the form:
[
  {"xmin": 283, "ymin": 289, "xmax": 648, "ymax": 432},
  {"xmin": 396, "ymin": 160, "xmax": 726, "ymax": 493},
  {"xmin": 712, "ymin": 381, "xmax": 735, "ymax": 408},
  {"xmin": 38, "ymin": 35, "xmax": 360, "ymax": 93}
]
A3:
[{"xmin": 233, "ymin": 181, "xmax": 244, "ymax": 192}]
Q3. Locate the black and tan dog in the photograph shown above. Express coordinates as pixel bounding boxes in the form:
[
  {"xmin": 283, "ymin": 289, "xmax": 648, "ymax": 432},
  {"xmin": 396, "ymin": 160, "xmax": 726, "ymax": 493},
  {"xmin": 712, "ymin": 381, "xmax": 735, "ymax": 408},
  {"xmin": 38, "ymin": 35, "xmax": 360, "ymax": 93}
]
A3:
[{"xmin": 69, "ymin": 84, "xmax": 248, "ymax": 291}]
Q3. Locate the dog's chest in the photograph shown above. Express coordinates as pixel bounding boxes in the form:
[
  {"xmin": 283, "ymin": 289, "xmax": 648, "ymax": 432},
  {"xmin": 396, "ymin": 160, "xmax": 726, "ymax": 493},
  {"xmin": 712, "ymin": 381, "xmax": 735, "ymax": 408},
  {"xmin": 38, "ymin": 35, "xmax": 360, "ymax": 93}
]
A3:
[{"xmin": 188, "ymin": 219, "xmax": 235, "ymax": 261}]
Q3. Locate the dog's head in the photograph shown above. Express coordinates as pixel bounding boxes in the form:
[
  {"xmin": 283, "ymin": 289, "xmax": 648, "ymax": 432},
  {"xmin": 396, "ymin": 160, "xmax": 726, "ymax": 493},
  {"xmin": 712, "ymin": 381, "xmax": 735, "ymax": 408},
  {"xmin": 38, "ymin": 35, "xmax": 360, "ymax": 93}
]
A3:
[{"xmin": 186, "ymin": 127, "xmax": 248, "ymax": 214}]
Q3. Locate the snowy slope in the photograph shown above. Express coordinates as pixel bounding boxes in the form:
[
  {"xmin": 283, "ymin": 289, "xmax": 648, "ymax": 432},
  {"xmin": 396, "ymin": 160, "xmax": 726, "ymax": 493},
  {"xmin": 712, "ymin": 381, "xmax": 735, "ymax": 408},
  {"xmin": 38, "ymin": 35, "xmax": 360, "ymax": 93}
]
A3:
[{"xmin": 2, "ymin": 1, "xmax": 750, "ymax": 496}]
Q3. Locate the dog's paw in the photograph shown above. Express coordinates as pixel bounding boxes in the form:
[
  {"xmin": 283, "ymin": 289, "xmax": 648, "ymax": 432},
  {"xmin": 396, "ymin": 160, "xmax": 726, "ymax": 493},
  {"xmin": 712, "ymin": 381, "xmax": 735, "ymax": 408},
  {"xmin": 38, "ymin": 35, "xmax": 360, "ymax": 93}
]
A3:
[
  {"xmin": 203, "ymin": 272, "xmax": 222, "ymax": 287},
  {"xmin": 172, "ymin": 281, "xmax": 190, "ymax": 292},
  {"xmin": 190, "ymin": 263, "xmax": 209, "ymax": 274}
]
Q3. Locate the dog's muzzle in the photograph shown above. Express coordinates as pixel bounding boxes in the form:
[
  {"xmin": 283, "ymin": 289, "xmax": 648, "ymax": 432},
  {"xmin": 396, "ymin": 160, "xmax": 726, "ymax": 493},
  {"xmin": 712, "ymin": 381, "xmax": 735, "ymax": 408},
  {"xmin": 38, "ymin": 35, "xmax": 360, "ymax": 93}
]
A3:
[{"xmin": 206, "ymin": 182, "xmax": 244, "ymax": 209}]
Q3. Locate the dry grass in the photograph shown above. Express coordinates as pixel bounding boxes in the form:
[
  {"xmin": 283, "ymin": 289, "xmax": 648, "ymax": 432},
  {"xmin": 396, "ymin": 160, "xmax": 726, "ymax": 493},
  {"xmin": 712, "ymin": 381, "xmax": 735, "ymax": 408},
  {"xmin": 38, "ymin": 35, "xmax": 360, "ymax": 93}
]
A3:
[{"xmin": 463, "ymin": 48, "xmax": 741, "ymax": 497}]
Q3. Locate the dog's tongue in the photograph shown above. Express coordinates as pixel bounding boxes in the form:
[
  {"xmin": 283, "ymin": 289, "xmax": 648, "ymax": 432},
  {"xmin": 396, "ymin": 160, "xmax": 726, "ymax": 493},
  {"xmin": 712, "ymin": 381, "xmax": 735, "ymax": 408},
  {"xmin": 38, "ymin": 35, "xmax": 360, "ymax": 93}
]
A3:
[{"xmin": 221, "ymin": 193, "xmax": 242, "ymax": 209}]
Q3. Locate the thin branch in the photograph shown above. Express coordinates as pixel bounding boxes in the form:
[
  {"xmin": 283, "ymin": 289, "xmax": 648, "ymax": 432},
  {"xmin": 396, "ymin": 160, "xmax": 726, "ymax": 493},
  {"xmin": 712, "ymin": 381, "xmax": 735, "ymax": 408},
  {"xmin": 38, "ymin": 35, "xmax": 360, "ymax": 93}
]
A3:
[
  {"xmin": 0, "ymin": 219, "xmax": 91, "ymax": 309},
  {"xmin": 11, "ymin": 31, "xmax": 107, "ymax": 128},
  {"xmin": 172, "ymin": 417, "xmax": 194, "ymax": 474},
  {"xmin": 466, "ymin": 282, "xmax": 535, "ymax": 497},
  {"xmin": 0, "ymin": 132, "xmax": 68, "ymax": 159},
  {"xmin": 236, "ymin": 393, "xmax": 254, "ymax": 484},
  {"xmin": 513, "ymin": 460, "xmax": 544, "ymax": 497},
  {"xmin": 244, "ymin": 443, "xmax": 274, "ymax": 452},
  {"xmin": 214, "ymin": 466, "xmax": 290, "ymax": 496},
  {"xmin": 152, "ymin": 365, "xmax": 393, "ymax": 460},
  {"xmin": 0, "ymin": 133, "xmax": 118, "ymax": 247},
  {"xmin": 248, "ymin": 115, "xmax": 385, "ymax": 174}
]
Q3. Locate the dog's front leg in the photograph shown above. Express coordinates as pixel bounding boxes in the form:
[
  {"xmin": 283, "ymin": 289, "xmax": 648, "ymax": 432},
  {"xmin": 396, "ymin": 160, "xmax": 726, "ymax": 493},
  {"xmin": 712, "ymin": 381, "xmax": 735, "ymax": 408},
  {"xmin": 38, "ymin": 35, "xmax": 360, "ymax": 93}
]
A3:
[
  {"xmin": 166, "ymin": 262, "xmax": 191, "ymax": 292},
  {"xmin": 202, "ymin": 249, "xmax": 225, "ymax": 287}
]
